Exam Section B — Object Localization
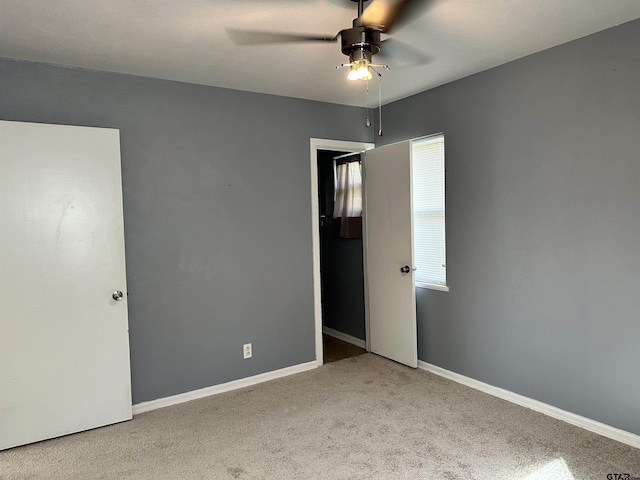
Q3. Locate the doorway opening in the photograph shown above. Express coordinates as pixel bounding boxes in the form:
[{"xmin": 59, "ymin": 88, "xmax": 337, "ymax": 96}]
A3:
[
  {"xmin": 309, "ymin": 138, "xmax": 374, "ymax": 365},
  {"xmin": 318, "ymin": 149, "xmax": 367, "ymax": 363}
]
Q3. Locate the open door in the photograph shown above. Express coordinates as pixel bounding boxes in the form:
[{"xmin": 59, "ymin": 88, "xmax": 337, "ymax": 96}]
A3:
[
  {"xmin": 0, "ymin": 121, "xmax": 132, "ymax": 450},
  {"xmin": 363, "ymin": 141, "xmax": 417, "ymax": 368}
]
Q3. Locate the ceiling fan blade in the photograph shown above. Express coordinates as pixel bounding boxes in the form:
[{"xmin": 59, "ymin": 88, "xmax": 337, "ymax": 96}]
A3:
[
  {"xmin": 358, "ymin": 0, "xmax": 427, "ymax": 33},
  {"xmin": 226, "ymin": 28, "xmax": 338, "ymax": 45},
  {"xmin": 377, "ymin": 38, "xmax": 431, "ymax": 67}
]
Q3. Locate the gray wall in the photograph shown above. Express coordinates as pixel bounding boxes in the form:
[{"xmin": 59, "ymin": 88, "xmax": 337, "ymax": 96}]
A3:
[
  {"xmin": 379, "ymin": 18, "xmax": 640, "ymax": 435},
  {"xmin": 0, "ymin": 58, "xmax": 369, "ymax": 404}
]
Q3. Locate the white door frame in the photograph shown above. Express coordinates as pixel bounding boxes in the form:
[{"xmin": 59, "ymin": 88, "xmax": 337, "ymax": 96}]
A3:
[{"xmin": 310, "ymin": 138, "xmax": 374, "ymax": 365}]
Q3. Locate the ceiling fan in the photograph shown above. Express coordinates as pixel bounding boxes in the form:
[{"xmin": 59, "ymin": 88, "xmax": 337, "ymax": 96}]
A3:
[{"xmin": 226, "ymin": 0, "xmax": 430, "ymax": 81}]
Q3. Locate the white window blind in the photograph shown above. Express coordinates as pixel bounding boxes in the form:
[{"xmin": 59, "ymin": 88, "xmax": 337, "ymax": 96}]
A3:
[{"xmin": 412, "ymin": 135, "xmax": 447, "ymax": 290}]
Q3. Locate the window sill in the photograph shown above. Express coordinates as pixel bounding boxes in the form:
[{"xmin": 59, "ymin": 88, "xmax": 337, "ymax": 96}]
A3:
[{"xmin": 416, "ymin": 282, "xmax": 449, "ymax": 292}]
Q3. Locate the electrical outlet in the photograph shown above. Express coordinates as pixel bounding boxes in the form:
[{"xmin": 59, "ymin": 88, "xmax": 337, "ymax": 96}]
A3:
[{"xmin": 243, "ymin": 343, "xmax": 252, "ymax": 359}]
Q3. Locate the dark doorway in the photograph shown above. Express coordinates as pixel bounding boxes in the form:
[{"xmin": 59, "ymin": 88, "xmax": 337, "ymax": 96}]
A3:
[
  {"xmin": 317, "ymin": 150, "xmax": 366, "ymax": 363},
  {"xmin": 322, "ymin": 334, "xmax": 366, "ymax": 364}
]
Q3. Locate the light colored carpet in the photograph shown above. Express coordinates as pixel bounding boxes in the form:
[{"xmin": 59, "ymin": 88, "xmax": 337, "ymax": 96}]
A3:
[{"xmin": 1, "ymin": 353, "xmax": 639, "ymax": 479}]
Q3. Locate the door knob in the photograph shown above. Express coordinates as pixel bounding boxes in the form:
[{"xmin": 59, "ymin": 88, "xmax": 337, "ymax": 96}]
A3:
[
  {"xmin": 112, "ymin": 291, "xmax": 124, "ymax": 301},
  {"xmin": 400, "ymin": 266, "xmax": 417, "ymax": 274}
]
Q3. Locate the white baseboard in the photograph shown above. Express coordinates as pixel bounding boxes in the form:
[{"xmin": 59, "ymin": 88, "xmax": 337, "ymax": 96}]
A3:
[
  {"xmin": 323, "ymin": 326, "xmax": 366, "ymax": 349},
  {"xmin": 418, "ymin": 361, "xmax": 640, "ymax": 450},
  {"xmin": 132, "ymin": 360, "xmax": 319, "ymax": 415}
]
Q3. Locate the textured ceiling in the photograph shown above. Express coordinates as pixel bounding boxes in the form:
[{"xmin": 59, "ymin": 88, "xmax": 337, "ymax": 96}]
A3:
[{"xmin": 1, "ymin": 0, "xmax": 639, "ymax": 107}]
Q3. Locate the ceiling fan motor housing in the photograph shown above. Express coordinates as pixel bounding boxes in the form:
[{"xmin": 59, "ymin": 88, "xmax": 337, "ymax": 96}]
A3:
[{"xmin": 341, "ymin": 27, "xmax": 381, "ymax": 64}]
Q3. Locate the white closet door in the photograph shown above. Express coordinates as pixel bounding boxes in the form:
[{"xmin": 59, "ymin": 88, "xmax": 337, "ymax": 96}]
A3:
[
  {"xmin": 0, "ymin": 120, "xmax": 132, "ymax": 450},
  {"xmin": 363, "ymin": 141, "xmax": 417, "ymax": 368}
]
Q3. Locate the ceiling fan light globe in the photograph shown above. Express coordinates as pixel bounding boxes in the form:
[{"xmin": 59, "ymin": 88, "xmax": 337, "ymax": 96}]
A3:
[
  {"xmin": 347, "ymin": 67, "xmax": 361, "ymax": 81},
  {"xmin": 358, "ymin": 65, "xmax": 372, "ymax": 80}
]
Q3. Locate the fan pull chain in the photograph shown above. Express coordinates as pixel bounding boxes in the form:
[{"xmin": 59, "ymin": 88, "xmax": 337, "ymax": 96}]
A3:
[
  {"xmin": 370, "ymin": 66, "xmax": 385, "ymax": 136},
  {"xmin": 365, "ymin": 80, "xmax": 371, "ymax": 127},
  {"xmin": 378, "ymin": 74, "xmax": 383, "ymax": 136}
]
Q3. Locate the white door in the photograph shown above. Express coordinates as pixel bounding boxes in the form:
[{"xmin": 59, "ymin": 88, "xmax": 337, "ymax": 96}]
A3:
[
  {"xmin": 363, "ymin": 141, "xmax": 417, "ymax": 368},
  {"xmin": 0, "ymin": 120, "xmax": 132, "ymax": 450}
]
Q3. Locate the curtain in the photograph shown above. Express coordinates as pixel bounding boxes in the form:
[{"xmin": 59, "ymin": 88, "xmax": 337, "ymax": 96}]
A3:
[{"xmin": 333, "ymin": 155, "xmax": 362, "ymax": 238}]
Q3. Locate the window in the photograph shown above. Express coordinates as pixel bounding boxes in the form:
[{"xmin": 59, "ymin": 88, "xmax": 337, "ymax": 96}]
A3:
[
  {"xmin": 333, "ymin": 154, "xmax": 363, "ymax": 239},
  {"xmin": 412, "ymin": 134, "xmax": 447, "ymax": 291},
  {"xmin": 333, "ymin": 159, "xmax": 362, "ymax": 219}
]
